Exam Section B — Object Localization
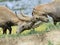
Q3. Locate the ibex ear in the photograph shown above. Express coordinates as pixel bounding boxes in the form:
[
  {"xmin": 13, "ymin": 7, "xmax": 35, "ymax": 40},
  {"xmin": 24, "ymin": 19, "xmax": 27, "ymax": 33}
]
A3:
[
  {"xmin": 32, "ymin": 11, "xmax": 34, "ymax": 16},
  {"xmin": 32, "ymin": 8, "xmax": 37, "ymax": 16}
]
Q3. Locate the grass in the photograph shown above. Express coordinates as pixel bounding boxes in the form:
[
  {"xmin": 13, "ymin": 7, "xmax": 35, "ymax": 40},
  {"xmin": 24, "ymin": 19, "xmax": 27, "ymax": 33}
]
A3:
[
  {"xmin": 0, "ymin": 22, "xmax": 60, "ymax": 37},
  {"xmin": 48, "ymin": 40, "xmax": 54, "ymax": 45},
  {"xmin": 0, "ymin": 23, "xmax": 60, "ymax": 45}
]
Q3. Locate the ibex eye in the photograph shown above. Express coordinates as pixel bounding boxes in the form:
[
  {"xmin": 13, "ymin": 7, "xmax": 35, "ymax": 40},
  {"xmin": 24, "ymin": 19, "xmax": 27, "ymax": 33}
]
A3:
[
  {"xmin": 42, "ymin": 14, "xmax": 46, "ymax": 16},
  {"xmin": 22, "ymin": 26, "xmax": 24, "ymax": 28},
  {"xmin": 42, "ymin": 14, "xmax": 47, "ymax": 17}
]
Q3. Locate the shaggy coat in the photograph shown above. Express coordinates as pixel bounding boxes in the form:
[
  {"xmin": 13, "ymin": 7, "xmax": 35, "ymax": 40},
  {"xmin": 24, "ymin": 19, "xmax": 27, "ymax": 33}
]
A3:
[
  {"xmin": 0, "ymin": 6, "xmax": 40, "ymax": 34},
  {"xmin": 32, "ymin": 0, "xmax": 60, "ymax": 25}
]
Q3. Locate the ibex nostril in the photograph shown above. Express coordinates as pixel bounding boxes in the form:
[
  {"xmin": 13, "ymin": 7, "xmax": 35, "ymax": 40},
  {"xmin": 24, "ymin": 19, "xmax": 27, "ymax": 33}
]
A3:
[{"xmin": 47, "ymin": 19, "xmax": 49, "ymax": 22}]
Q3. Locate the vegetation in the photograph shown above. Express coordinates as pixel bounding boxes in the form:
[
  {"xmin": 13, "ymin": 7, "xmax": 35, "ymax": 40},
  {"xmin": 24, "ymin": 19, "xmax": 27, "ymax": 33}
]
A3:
[
  {"xmin": 0, "ymin": 22, "xmax": 60, "ymax": 37},
  {"xmin": 48, "ymin": 40, "xmax": 54, "ymax": 45},
  {"xmin": 0, "ymin": 23, "xmax": 60, "ymax": 45}
]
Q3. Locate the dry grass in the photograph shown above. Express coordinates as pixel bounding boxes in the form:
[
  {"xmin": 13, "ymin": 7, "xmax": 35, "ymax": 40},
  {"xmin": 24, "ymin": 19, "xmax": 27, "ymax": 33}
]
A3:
[
  {"xmin": 0, "ymin": 34, "xmax": 44, "ymax": 45},
  {"xmin": 0, "ymin": 30, "xmax": 60, "ymax": 45},
  {"xmin": 46, "ymin": 30, "xmax": 60, "ymax": 45}
]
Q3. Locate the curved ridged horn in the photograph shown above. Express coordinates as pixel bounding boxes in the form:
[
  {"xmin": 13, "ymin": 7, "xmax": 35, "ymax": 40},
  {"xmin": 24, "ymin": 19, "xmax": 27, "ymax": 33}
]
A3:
[
  {"xmin": 15, "ymin": 11, "xmax": 32, "ymax": 22},
  {"xmin": 20, "ymin": 11, "xmax": 27, "ymax": 17}
]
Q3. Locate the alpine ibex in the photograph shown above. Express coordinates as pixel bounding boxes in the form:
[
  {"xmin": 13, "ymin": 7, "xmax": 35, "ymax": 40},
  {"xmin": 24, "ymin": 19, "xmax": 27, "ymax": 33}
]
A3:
[
  {"xmin": 0, "ymin": 6, "xmax": 41, "ymax": 34},
  {"xmin": 32, "ymin": 0, "xmax": 60, "ymax": 25}
]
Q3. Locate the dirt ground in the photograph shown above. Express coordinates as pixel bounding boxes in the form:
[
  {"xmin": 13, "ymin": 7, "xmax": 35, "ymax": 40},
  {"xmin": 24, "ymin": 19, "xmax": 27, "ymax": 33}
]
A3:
[{"xmin": 0, "ymin": 30, "xmax": 60, "ymax": 45}]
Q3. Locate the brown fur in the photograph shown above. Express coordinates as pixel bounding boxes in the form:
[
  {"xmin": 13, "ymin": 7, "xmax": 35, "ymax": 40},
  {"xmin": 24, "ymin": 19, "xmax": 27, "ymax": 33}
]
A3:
[
  {"xmin": 0, "ymin": 6, "xmax": 32, "ymax": 34},
  {"xmin": 32, "ymin": 0, "xmax": 60, "ymax": 25},
  {"xmin": 0, "ymin": 6, "xmax": 40, "ymax": 34}
]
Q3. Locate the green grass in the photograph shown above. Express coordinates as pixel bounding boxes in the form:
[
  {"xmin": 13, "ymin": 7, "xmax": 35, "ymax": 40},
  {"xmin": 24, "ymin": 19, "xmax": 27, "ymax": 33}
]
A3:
[
  {"xmin": 0, "ymin": 23, "xmax": 60, "ymax": 37},
  {"xmin": 48, "ymin": 40, "xmax": 54, "ymax": 45},
  {"xmin": 0, "ymin": 22, "xmax": 60, "ymax": 45}
]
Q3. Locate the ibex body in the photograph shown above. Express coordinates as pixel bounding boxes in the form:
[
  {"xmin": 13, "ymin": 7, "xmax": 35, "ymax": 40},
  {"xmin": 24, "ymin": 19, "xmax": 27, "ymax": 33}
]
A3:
[
  {"xmin": 32, "ymin": 0, "xmax": 60, "ymax": 25},
  {"xmin": 0, "ymin": 6, "xmax": 40, "ymax": 34}
]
